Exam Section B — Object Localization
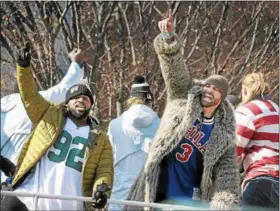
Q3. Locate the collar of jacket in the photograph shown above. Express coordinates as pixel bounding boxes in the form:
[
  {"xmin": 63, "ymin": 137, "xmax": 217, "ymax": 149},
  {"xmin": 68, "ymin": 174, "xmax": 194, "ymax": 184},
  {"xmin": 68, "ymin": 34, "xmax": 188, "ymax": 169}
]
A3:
[
  {"xmin": 145, "ymin": 84, "xmax": 236, "ymax": 172},
  {"xmin": 87, "ymin": 117, "xmax": 100, "ymax": 149},
  {"xmin": 87, "ymin": 116, "xmax": 99, "ymax": 130}
]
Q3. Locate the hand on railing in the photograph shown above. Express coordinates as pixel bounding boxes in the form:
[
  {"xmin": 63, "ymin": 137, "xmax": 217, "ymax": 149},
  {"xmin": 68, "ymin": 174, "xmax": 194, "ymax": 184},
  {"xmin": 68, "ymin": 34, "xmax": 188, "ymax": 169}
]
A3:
[
  {"xmin": 0, "ymin": 155, "xmax": 16, "ymax": 177},
  {"xmin": 92, "ymin": 181, "xmax": 111, "ymax": 209}
]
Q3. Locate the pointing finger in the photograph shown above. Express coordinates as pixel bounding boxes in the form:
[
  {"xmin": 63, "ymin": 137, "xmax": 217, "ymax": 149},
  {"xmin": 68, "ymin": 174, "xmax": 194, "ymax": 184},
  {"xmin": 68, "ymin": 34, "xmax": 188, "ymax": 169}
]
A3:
[
  {"xmin": 76, "ymin": 49, "xmax": 81, "ymax": 54},
  {"xmin": 168, "ymin": 9, "xmax": 173, "ymax": 22},
  {"xmin": 158, "ymin": 21, "xmax": 161, "ymax": 31}
]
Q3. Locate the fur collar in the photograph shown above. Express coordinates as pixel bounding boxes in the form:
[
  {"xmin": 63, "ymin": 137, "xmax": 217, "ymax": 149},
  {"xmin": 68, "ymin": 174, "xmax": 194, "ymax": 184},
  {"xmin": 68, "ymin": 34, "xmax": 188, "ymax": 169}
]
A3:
[{"xmin": 145, "ymin": 83, "xmax": 236, "ymax": 173}]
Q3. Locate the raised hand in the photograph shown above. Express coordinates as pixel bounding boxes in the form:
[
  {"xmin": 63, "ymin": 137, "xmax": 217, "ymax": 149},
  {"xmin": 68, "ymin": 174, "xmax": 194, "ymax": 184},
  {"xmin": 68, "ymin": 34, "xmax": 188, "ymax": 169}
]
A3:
[
  {"xmin": 158, "ymin": 9, "xmax": 174, "ymax": 34},
  {"xmin": 68, "ymin": 48, "xmax": 83, "ymax": 63},
  {"xmin": 17, "ymin": 42, "xmax": 31, "ymax": 67}
]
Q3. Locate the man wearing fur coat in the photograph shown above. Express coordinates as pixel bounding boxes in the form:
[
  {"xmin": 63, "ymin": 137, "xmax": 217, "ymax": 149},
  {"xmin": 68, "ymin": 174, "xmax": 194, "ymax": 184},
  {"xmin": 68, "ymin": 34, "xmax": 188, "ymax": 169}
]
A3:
[{"xmin": 125, "ymin": 10, "xmax": 240, "ymax": 210}]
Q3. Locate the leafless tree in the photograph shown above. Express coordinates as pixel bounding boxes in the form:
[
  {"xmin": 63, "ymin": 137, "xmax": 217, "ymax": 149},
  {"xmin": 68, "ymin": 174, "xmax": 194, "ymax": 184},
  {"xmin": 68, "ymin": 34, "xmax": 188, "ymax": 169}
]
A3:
[{"xmin": 1, "ymin": 1, "xmax": 278, "ymax": 127}]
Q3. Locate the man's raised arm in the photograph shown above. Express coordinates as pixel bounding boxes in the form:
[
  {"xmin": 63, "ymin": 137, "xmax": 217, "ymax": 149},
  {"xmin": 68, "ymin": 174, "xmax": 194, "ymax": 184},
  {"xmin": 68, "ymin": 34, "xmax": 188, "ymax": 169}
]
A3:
[
  {"xmin": 16, "ymin": 43, "xmax": 50, "ymax": 125},
  {"xmin": 39, "ymin": 49, "xmax": 89, "ymax": 104},
  {"xmin": 154, "ymin": 9, "xmax": 193, "ymax": 100}
]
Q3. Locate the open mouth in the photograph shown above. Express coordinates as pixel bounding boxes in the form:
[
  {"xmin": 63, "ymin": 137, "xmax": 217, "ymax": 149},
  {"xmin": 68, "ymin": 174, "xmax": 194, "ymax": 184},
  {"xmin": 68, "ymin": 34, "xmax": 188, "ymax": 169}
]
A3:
[
  {"xmin": 75, "ymin": 105, "xmax": 86, "ymax": 112},
  {"xmin": 203, "ymin": 93, "xmax": 213, "ymax": 103}
]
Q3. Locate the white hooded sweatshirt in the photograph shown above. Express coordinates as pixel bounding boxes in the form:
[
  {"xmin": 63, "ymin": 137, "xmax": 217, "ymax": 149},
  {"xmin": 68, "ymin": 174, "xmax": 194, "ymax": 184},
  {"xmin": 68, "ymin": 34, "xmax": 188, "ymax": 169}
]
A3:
[{"xmin": 108, "ymin": 104, "xmax": 160, "ymax": 210}]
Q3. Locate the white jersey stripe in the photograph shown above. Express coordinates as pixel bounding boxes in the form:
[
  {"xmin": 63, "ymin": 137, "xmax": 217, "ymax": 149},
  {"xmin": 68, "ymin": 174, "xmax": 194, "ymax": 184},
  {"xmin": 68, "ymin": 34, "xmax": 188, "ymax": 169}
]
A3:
[
  {"xmin": 257, "ymin": 124, "xmax": 279, "ymax": 133},
  {"xmin": 235, "ymin": 113, "xmax": 255, "ymax": 130},
  {"xmin": 244, "ymin": 149, "xmax": 279, "ymax": 169},
  {"xmin": 236, "ymin": 135, "xmax": 250, "ymax": 148},
  {"xmin": 251, "ymin": 100, "xmax": 271, "ymax": 114},
  {"xmin": 253, "ymin": 111, "xmax": 280, "ymax": 120},
  {"xmin": 251, "ymin": 100, "xmax": 265, "ymax": 112},
  {"xmin": 236, "ymin": 106, "xmax": 255, "ymax": 117},
  {"xmin": 247, "ymin": 140, "xmax": 279, "ymax": 149},
  {"xmin": 257, "ymin": 164, "xmax": 279, "ymax": 171}
]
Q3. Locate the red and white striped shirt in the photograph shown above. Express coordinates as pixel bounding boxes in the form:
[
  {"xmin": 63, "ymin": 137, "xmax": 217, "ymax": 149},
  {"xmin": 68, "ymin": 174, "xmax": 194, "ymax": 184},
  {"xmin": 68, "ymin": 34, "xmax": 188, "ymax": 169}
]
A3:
[{"xmin": 235, "ymin": 99, "xmax": 279, "ymax": 189}]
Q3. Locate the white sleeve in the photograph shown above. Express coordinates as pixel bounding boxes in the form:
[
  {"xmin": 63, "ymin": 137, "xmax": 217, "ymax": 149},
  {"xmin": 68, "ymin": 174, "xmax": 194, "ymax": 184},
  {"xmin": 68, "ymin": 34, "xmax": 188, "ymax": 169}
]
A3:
[
  {"xmin": 107, "ymin": 122, "xmax": 116, "ymax": 164},
  {"xmin": 107, "ymin": 123, "xmax": 114, "ymax": 147},
  {"xmin": 1, "ymin": 112, "xmax": 8, "ymax": 149},
  {"xmin": 39, "ymin": 62, "xmax": 88, "ymax": 105}
]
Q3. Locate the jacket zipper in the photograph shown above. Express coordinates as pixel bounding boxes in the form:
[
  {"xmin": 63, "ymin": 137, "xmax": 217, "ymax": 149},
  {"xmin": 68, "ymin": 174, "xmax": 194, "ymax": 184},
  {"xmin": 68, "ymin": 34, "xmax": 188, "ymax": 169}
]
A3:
[{"xmin": 13, "ymin": 114, "xmax": 66, "ymax": 187}]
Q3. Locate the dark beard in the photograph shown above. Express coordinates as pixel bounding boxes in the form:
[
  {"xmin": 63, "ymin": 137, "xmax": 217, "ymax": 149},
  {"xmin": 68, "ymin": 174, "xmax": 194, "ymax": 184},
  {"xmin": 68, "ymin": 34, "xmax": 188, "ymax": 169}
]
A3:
[
  {"xmin": 201, "ymin": 100, "xmax": 220, "ymax": 107},
  {"xmin": 200, "ymin": 93, "xmax": 220, "ymax": 107},
  {"xmin": 68, "ymin": 108, "xmax": 91, "ymax": 120}
]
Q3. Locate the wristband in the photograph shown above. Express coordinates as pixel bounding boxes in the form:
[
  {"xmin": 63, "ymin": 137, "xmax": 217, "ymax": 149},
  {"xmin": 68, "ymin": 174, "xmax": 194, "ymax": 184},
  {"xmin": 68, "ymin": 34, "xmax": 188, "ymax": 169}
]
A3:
[{"xmin": 162, "ymin": 32, "xmax": 175, "ymax": 39}]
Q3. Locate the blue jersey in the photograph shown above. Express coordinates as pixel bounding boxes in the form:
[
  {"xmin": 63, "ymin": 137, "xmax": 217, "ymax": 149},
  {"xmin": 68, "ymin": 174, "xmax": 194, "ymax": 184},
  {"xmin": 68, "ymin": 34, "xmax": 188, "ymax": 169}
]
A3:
[{"xmin": 160, "ymin": 117, "xmax": 214, "ymax": 201}]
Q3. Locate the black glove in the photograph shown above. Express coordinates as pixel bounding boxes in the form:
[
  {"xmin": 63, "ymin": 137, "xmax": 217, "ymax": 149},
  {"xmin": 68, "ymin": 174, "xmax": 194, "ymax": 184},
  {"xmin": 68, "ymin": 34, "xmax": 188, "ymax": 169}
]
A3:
[
  {"xmin": 92, "ymin": 191, "xmax": 108, "ymax": 209},
  {"xmin": 0, "ymin": 155, "xmax": 16, "ymax": 177},
  {"xmin": 92, "ymin": 182, "xmax": 111, "ymax": 209},
  {"xmin": 17, "ymin": 42, "xmax": 31, "ymax": 67}
]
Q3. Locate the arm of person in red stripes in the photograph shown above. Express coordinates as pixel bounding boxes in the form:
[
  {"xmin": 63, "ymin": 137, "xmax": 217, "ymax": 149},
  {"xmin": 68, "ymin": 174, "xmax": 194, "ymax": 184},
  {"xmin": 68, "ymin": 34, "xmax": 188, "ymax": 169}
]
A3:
[{"xmin": 235, "ymin": 109, "xmax": 256, "ymax": 157}]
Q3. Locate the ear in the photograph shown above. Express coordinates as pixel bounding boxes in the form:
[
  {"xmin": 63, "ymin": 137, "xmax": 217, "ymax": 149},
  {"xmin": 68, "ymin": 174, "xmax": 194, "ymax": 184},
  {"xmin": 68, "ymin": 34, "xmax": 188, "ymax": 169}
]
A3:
[{"xmin": 217, "ymin": 98, "xmax": 222, "ymax": 107}]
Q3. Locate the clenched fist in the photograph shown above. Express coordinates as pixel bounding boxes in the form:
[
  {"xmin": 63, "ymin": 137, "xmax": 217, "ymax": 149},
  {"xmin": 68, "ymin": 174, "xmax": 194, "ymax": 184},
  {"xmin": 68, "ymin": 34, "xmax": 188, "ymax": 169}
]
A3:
[
  {"xmin": 17, "ymin": 42, "xmax": 31, "ymax": 68},
  {"xmin": 68, "ymin": 48, "xmax": 84, "ymax": 63}
]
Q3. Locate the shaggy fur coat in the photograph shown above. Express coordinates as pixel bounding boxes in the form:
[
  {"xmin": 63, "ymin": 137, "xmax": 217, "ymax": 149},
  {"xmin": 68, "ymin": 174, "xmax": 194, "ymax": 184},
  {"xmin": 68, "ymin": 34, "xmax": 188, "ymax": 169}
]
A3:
[{"xmin": 124, "ymin": 33, "xmax": 240, "ymax": 210}]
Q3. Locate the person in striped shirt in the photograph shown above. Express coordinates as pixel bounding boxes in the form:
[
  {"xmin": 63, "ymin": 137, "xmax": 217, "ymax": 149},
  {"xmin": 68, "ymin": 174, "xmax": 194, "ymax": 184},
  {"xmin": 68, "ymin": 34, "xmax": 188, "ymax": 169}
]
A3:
[{"xmin": 235, "ymin": 72, "xmax": 279, "ymax": 210}]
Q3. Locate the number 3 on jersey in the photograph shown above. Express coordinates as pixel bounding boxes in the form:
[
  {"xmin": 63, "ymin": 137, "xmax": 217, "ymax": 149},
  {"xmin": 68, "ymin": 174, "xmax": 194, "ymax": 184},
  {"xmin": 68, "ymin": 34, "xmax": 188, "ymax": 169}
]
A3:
[
  {"xmin": 176, "ymin": 143, "xmax": 193, "ymax": 162},
  {"xmin": 47, "ymin": 131, "xmax": 87, "ymax": 172}
]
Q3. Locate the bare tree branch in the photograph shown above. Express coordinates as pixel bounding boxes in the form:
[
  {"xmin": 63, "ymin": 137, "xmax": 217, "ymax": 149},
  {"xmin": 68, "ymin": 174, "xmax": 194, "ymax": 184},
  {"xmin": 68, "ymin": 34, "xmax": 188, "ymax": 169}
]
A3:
[
  {"xmin": 118, "ymin": 2, "xmax": 136, "ymax": 66},
  {"xmin": 221, "ymin": 1, "xmax": 264, "ymax": 70}
]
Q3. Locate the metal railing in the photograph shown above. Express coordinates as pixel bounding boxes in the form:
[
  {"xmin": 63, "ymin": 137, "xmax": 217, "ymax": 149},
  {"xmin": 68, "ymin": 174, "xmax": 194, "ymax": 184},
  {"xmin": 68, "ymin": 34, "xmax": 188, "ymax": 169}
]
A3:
[{"xmin": 1, "ymin": 191, "xmax": 207, "ymax": 210}]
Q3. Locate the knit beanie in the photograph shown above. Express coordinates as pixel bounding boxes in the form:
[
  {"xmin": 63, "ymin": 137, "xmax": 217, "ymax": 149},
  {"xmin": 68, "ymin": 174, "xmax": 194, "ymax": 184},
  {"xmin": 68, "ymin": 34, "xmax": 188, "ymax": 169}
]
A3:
[
  {"xmin": 130, "ymin": 75, "xmax": 153, "ymax": 101},
  {"xmin": 65, "ymin": 84, "xmax": 94, "ymax": 105},
  {"xmin": 205, "ymin": 75, "xmax": 229, "ymax": 101}
]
